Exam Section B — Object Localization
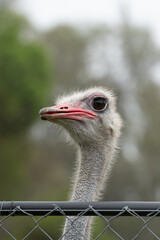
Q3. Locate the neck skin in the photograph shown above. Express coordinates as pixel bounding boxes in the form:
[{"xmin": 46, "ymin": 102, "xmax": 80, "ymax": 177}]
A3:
[{"xmin": 63, "ymin": 140, "xmax": 116, "ymax": 239}]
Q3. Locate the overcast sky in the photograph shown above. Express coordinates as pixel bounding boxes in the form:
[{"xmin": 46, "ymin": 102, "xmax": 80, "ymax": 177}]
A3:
[{"xmin": 15, "ymin": 0, "xmax": 160, "ymax": 44}]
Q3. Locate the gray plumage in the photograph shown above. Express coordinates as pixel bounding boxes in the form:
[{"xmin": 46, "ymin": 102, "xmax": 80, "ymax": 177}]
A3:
[{"xmin": 40, "ymin": 87, "xmax": 122, "ymax": 239}]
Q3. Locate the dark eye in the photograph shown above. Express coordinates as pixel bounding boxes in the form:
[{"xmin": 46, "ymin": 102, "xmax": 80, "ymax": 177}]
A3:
[{"xmin": 91, "ymin": 97, "xmax": 108, "ymax": 111}]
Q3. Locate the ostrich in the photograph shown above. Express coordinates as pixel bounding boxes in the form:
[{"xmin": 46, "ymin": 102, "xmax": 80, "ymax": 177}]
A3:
[{"xmin": 39, "ymin": 87, "xmax": 122, "ymax": 239}]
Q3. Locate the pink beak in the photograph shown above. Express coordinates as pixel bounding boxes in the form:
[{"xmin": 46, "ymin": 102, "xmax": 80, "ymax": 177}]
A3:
[{"xmin": 39, "ymin": 103, "xmax": 97, "ymax": 121}]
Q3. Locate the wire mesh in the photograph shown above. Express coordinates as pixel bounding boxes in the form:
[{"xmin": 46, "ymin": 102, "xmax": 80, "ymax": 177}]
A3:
[{"xmin": 0, "ymin": 201, "xmax": 160, "ymax": 240}]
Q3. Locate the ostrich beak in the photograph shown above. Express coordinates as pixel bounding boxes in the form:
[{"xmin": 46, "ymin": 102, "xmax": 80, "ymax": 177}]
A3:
[{"xmin": 39, "ymin": 103, "xmax": 97, "ymax": 121}]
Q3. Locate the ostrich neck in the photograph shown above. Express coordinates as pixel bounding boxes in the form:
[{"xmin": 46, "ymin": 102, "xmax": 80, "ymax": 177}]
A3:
[
  {"xmin": 63, "ymin": 141, "xmax": 115, "ymax": 240},
  {"xmin": 71, "ymin": 141, "xmax": 114, "ymax": 202},
  {"xmin": 63, "ymin": 140, "xmax": 115, "ymax": 239}
]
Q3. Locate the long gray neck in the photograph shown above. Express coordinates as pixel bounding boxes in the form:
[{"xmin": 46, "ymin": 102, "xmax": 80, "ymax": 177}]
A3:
[
  {"xmin": 63, "ymin": 141, "xmax": 116, "ymax": 239},
  {"xmin": 71, "ymin": 142, "xmax": 114, "ymax": 201}
]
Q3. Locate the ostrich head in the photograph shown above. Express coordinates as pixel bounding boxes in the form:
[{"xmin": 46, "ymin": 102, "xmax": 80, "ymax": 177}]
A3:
[{"xmin": 40, "ymin": 87, "xmax": 122, "ymax": 146}]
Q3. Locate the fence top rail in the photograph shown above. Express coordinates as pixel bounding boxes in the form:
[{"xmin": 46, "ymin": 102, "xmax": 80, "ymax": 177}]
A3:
[{"xmin": 0, "ymin": 201, "xmax": 160, "ymax": 216}]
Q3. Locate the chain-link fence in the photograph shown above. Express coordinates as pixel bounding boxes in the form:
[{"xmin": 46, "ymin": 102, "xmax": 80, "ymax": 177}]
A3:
[{"xmin": 1, "ymin": 201, "xmax": 160, "ymax": 239}]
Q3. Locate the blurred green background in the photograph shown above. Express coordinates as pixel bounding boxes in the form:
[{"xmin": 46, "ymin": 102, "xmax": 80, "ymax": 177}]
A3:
[{"xmin": 1, "ymin": 0, "xmax": 160, "ymax": 239}]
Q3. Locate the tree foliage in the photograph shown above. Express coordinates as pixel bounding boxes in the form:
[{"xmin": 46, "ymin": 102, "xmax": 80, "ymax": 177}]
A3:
[
  {"xmin": 43, "ymin": 25, "xmax": 88, "ymax": 90},
  {"xmin": 0, "ymin": 8, "xmax": 52, "ymax": 136}
]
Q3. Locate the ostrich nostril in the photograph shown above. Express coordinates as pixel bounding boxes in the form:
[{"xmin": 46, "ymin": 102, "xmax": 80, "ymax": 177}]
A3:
[{"xmin": 60, "ymin": 106, "xmax": 69, "ymax": 109}]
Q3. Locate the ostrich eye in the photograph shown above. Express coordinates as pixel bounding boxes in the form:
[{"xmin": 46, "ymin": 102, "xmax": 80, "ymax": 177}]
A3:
[{"xmin": 91, "ymin": 97, "xmax": 108, "ymax": 111}]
